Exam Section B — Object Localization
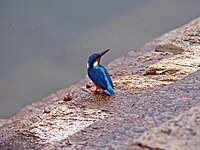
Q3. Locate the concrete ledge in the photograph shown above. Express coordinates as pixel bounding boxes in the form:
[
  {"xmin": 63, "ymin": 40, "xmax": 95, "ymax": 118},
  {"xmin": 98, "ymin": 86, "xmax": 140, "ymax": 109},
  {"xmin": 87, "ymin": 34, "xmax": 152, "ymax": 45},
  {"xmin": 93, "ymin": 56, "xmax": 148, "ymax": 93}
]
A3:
[{"xmin": 125, "ymin": 106, "xmax": 200, "ymax": 150}]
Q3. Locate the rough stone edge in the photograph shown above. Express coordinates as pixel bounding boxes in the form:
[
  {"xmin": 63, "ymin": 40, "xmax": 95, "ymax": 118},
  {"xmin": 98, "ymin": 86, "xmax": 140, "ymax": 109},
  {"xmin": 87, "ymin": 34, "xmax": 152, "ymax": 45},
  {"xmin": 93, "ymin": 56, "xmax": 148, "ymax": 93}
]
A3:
[{"xmin": 124, "ymin": 106, "xmax": 200, "ymax": 150}]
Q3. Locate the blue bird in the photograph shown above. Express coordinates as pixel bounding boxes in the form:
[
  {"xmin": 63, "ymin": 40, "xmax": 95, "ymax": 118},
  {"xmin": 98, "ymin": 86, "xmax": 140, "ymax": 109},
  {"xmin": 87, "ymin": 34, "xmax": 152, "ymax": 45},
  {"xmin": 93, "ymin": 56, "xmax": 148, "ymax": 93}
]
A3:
[{"xmin": 87, "ymin": 49, "xmax": 115, "ymax": 95}]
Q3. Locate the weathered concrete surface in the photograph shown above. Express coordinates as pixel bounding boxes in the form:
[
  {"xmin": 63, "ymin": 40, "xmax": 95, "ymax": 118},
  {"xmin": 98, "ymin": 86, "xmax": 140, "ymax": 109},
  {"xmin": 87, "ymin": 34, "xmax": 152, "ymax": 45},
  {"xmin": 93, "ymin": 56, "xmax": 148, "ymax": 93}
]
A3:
[
  {"xmin": 125, "ymin": 106, "xmax": 200, "ymax": 150},
  {"xmin": 0, "ymin": 17, "xmax": 200, "ymax": 150}
]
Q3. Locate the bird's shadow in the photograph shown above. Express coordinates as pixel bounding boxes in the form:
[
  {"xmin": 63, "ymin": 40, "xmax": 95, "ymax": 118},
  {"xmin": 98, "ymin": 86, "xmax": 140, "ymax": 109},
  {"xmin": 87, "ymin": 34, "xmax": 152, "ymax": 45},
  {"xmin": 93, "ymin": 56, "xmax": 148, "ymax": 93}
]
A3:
[
  {"xmin": 83, "ymin": 85, "xmax": 115, "ymax": 104},
  {"xmin": 92, "ymin": 91, "xmax": 115, "ymax": 104},
  {"xmin": 93, "ymin": 90, "xmax": 111, "ymax": 96}
]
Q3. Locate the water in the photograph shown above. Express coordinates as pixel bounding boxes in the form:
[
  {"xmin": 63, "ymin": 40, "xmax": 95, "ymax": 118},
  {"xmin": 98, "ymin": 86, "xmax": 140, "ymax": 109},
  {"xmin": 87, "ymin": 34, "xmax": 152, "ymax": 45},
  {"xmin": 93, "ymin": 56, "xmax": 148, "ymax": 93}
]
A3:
[{"xmin": 0, "ymin": 0, "xmax": 200, "ymax": 118}]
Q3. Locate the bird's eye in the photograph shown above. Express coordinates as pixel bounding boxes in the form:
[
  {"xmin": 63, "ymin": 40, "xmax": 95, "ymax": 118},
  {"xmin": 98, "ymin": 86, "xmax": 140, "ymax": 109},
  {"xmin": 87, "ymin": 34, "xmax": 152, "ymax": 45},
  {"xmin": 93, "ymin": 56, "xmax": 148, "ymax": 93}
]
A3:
[{"xmin": 87, "ymin": 63, "xmax": 89, "ymax": 68}]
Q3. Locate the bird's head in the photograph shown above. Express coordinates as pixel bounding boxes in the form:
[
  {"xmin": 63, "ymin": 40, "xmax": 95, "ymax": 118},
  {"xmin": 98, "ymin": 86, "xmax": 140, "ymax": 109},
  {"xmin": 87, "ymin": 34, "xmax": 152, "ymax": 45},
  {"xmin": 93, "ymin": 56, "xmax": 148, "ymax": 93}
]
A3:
[{"xmin": 87, "ymin": 49, "xmax": 110, "ymax": 68}]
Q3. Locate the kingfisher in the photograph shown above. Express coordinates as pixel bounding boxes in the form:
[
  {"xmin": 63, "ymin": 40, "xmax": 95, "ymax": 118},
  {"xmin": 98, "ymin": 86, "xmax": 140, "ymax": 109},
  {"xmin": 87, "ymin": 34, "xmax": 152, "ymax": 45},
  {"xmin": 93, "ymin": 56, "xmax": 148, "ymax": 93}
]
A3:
[{"xmin": 87, "ymin": 49, "xmax": 115, "ymax": 95}]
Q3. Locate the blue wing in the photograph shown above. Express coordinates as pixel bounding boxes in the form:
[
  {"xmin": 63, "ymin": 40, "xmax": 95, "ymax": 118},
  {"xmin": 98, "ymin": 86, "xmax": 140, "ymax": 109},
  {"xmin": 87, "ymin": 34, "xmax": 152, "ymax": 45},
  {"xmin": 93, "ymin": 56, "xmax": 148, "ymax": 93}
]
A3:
[
  {"xmin": 88, "ymin": 67, "xmax": 107, "ymax": 90},
  {"xmin": 100, "ymin": 65, "xmax": 114, "ymax": 88},
  {"xmin": 88, "ymin": 65, "xmax": 115, "ymax": 94}
]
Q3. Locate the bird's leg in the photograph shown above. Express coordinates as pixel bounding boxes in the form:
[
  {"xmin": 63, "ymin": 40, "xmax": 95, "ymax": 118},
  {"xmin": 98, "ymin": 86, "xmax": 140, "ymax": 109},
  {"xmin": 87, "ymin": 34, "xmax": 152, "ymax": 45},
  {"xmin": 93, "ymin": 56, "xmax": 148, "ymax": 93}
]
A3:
[{"xmin": 91, "ymin": 86, "xmax": 99, "ymax": 92}]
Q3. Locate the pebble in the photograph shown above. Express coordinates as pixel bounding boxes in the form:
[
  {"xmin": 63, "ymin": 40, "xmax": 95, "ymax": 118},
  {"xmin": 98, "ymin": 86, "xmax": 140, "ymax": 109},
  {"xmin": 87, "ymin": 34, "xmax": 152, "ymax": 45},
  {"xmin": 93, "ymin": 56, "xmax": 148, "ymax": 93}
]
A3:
[{"xmin": 63, "ymin": 94, "xmax": 73, "ymax": 101}]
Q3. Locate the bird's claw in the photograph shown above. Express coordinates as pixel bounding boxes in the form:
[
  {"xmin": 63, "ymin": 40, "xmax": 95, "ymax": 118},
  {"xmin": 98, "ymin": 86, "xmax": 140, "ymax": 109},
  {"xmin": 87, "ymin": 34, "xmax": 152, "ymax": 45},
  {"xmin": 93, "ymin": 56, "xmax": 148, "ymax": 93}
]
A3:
[{"xmin": 91, "ymin": 89, "xmax": 99, "ymax": 92}]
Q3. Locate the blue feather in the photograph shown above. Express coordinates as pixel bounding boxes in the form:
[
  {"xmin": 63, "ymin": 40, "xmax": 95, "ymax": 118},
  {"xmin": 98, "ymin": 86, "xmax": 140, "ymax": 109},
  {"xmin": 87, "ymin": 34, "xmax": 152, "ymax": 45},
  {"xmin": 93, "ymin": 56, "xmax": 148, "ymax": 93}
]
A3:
[
  {"xmin": 88, "ymin": 66, "xmax": 115, "ymax": 94},
  {"xmin": 100, "ymin": 65, "xmax": 114, "ymax": 88}
]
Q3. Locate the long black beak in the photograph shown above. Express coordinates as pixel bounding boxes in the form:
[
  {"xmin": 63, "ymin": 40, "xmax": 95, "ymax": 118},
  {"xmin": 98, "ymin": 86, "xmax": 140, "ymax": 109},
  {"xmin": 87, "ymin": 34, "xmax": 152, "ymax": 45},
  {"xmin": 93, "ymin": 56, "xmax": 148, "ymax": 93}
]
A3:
[{"xmin": 100, "ymin": 49, "xmax": 110, "ymax": 57}]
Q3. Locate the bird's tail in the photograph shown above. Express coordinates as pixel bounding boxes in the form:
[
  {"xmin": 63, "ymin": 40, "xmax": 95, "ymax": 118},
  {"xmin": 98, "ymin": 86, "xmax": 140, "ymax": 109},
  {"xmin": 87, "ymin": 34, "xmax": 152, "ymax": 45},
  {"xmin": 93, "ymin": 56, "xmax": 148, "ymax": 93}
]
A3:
[{"xmin": 107, "ymin": 86, "xmax": 115, "ymax": 95}]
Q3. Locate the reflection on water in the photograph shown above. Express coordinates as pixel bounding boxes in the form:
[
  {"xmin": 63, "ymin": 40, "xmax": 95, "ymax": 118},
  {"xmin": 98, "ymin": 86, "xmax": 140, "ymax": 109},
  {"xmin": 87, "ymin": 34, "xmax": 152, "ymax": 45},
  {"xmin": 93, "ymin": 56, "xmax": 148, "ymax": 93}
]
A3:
[{"xmin": 0, "ymin": 0, "xmax": 200, "ymax": 118}]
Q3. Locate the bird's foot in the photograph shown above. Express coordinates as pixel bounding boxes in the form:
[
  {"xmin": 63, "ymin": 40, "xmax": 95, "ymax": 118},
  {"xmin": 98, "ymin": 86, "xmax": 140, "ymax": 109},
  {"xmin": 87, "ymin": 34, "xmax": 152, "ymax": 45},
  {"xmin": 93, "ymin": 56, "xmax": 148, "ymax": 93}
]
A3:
[
  {"xmin": 91, "ymin": 88, "xmax": 99, "ymax": 93},
  {"xmin": 91, "ymin": 89, "xmax": 107, "ymax": 95}
]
